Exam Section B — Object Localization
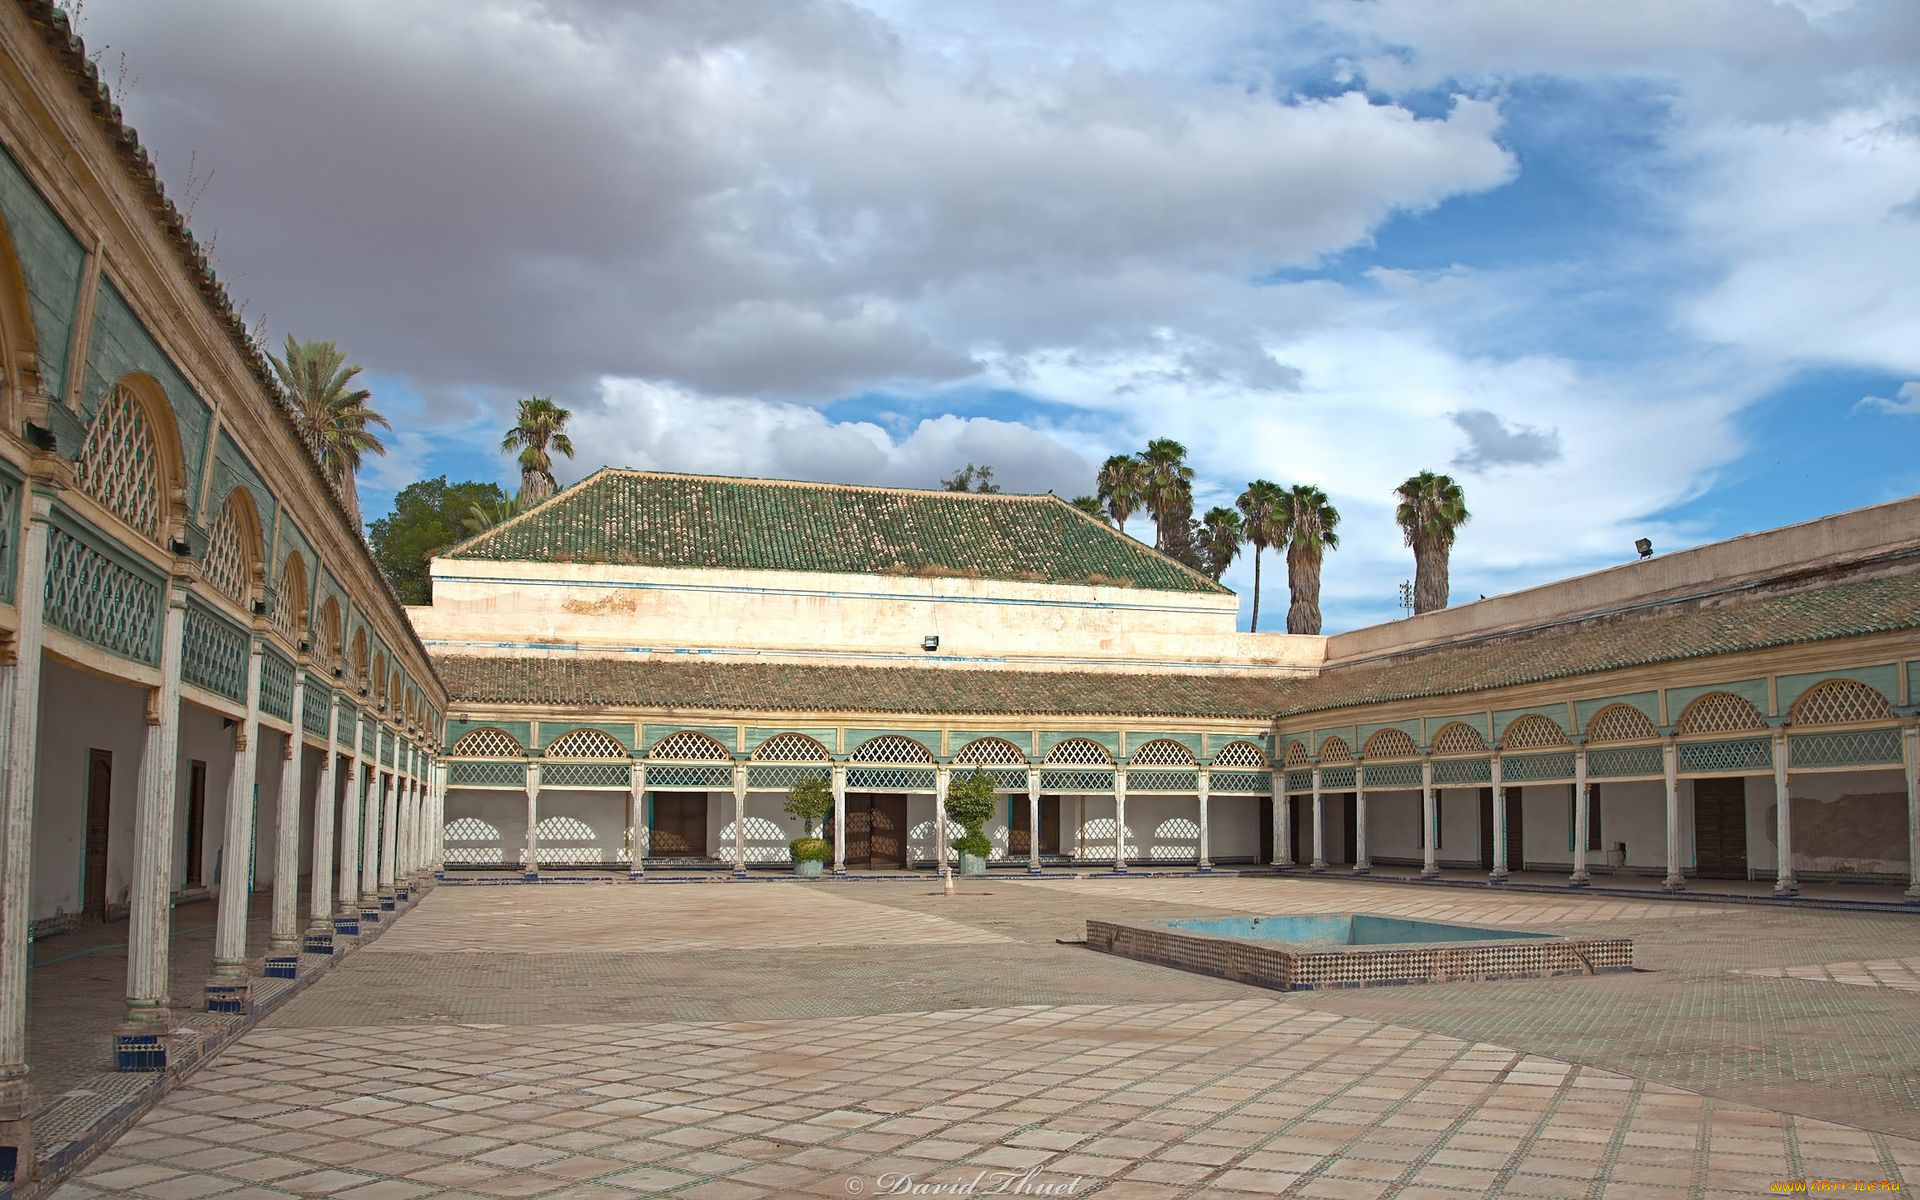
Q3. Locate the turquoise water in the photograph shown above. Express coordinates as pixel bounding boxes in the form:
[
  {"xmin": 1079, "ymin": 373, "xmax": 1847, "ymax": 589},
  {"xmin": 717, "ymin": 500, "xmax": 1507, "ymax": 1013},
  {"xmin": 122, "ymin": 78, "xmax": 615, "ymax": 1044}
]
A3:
[{"xmin": 1164, "ymin": 913, "xmax": 1543, "ymax": 947}]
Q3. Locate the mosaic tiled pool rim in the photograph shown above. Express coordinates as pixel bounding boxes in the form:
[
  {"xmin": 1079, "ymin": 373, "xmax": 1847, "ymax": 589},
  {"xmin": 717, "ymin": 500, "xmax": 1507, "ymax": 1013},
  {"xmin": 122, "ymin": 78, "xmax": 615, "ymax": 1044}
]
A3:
[{"xmin": 1086, "ymin": 911, "xmax": 1634, "ymax": 991}]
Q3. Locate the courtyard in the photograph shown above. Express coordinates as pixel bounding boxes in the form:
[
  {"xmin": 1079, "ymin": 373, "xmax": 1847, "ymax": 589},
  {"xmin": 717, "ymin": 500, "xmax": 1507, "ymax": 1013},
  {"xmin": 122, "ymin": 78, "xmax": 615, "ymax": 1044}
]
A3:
[{"xmin": 42, "ymin": 877, "xmax": 1920, "ymax": 1199}]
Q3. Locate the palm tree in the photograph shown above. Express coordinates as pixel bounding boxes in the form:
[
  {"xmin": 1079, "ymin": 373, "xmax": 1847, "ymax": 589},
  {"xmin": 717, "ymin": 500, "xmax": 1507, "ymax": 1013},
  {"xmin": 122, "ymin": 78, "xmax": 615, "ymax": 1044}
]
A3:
[
  {"xmin": 1280, "ymin": 484, "xmax": 1340, "ymax": 635},
  {"xmin": 1068, "ymin": 495, "xmax": 1112, "ymax": 525},
  {"xmin": 1235, "ymin": 479, "xmax": 1287, "ymax": 633},
  {"xmin": 1095, "ymin": 454, "xmax": 1149, "ymax": 538},
  {"xmin": 268, "ymin": 336, "xmax": 390, "ymax": 526},
  {"xmin": 1395, "ymin": 470, "xmax": 1471, "ymax": 615},
  {"xmin": 501, "ymin": 396, "xmax": 575, "ymax": 502},
  {"xmin": 1138, "ymin": 438, "xmax": 1195, "ymax": 554},
  {"xmin": 1196, "ymin": 506, "xmax": 1243, "ymax": 582},
  {"xmin": 462, "ymin": 490, "xmax": 529, "ymax": 539}
]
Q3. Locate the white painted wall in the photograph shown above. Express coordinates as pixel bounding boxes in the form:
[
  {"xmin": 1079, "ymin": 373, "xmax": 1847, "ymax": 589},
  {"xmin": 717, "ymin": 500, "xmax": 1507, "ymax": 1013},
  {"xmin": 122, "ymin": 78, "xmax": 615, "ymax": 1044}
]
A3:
[
  {"xmin": 1774, "ymin": 768, "xmax": 1907, "ymax": 877},
  {"xmin": 1436, "ymin": 788, "xmax": 1481, "ymax": 867},
  {"xmin": 177, "ymin": 702, "xmax": 236, "ymax": 895},
  {"xmin": 251, "ymin": 730, "xmax": 288, "ymax": 887},
  {"xmin": 1364, "ymin": 789, "xmax": 1422, "ymax": 863},
  {"xmin": 444, "ymin": 787, "xmax": 525, "ymax": 866},
  {"xmin": 536, "ymin": 788, "xmax": 628, "ymax": 865},
  {"xmin": 31, "ymin": 661, "xmax": 149, "ymax": 921},
  {"xmin": 1592, "ymin": 780, "xmax": 1670, "ymax": 872},
  {"xmin": 1208, "ymin": 794, "xmax": 1261, "ymax": 861}
]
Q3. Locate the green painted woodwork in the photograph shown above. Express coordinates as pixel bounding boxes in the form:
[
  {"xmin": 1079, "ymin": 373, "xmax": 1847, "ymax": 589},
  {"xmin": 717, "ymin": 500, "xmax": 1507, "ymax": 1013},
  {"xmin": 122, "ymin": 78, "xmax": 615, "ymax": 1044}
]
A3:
[
  {"xmin": 0, "ymin": 144, "xmax": 86, "ymax": 401},
  {"xmin": 1432, "ymin": 757, "xmax": 1492, "ymax": 786},
  {"xmin": 746, "ymin": 764, "xmax": 830, "ymax": 789},
  {"xmin": 1493, "ymin": 704, "xmax": 1572, "ymax": 742},
  {"xmin": 182, "ymin": 601, "xmax": 248, "ymax": 702},
  {"xmin": 1125, "ymin": 731, "xmax": 1204, "ymax": 759},
  {"xmin": 1041, "ymin": 768, "xmax": 1114, "ymax": 793},
  {"xmin": 1209, "ymin": 770, "xmax": 1273, "ymax": 794},
  {"xmin": 1777, "ymin": 664, "xmax": 1900, "ymax": 716},
  {"xmin": 1424, "ymin": 712, "xmax": 1490, "ymax": 741},
  {"xmin": 1319, "ymin": 765, "xmax": 1356, "ymax": 790},
  {"xmin": 0, "ymin": 471, "xmax": 19, "ymax": 605},
  {"xmin": 642, "ymin": 724, "xmax": 738, "ymax": 755},
  {"xmin": 44, "ymin": 510, "xmax": 163, "ymax": 665},
  {"xmin": 258, "ymin": 648, "xmax": 294, "ymax": 722},
  {"xmin": 1676, "ymin": 737, "xmax": 1771, "ymax": 775},
  {"xmin": 647, "ymin": 764, "xmax": 732, "ymax": 789},
  {"xmin": 81, "ymin": 281, "xmax": 212, "ymax": 506},
  {"xmin": 303, "ymin": 683, "xmax": 332, "ymax": 736},
  {"xmin": 447, "ymin": 468, "xmax": 1226, "ymax": 594},
  {"xmin": 1310, "ymin": 726, "xmax": 1357, "ymax": 754},
  {"xmin": 744, "ymin": 726, "xmax": 839, "ymax": 756},
  {"xmin": 1356, "ymin": 720, "xmax": 1421, "ymax": 751},
  {"xmin": 974, "ymin": 767, "xmax": 1028, "ymax": 791},
  {"xmin": 847, "ymin": 767, "xmax": 936, "ymax": 791},
  {"xmin": 1587, "ymin": 745, "xmax": 1664, "ymax": 779},
  {"xmin": 1912, "ymin": 662, "xmax": 1920, "ymax": 706},
  {"xmin": 1573, "ymin": 691, "xmax": 1660, "ymax": 735},
  {"xmin": 446, "ymin": 719, "xmax": 532, "ymax": 753},
  {"xmin": 211, "ymin": 430, "xmax": 276, "ymax": 536},
  {"xmin": 1789, "ymin": 729, "xmax": 1902, "ymax": 769},
  {"xmin": 1040, "ymin": 730, "xmax": 1120, "ymax": 759},
  {"xmin": 1501, "ymin": 752, "xmax": 1574, "ymax": 783},
  {"xmin": 949, "ymin": 730, "xmax": 1037, "ymax": 761},
  {"xmin": 1128, "ymin": 769, "xmax": 1199, "ymax": 793},
  {"xmin": 541, "ymin": 721, "xmax": 637, "ymax": 753},
  {"xmin": 1665, "ymin": 678, "xmax": 1769, "ymax": 724},
  {"xmin": 448, "ymin": 760, "xmax": 525, "ymax": 788},
  {"xmin": 844, "ymin": 728, "xmax": 939, "ymax": 760},
  {"xmin": 1362, "ymin": 761, "xmax": 1421, "ymax": 789},
  {"xmin": 543, "ymin": 761, "xmax": 630, "ymax": 789},
  {"xmin": 1284, "ymin": 769, "xmax": 1312, "ymax": 794}
]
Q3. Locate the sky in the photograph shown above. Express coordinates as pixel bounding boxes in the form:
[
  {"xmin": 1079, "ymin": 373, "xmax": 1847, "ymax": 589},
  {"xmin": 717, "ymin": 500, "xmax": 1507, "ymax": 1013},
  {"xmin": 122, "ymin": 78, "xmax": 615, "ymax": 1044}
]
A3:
[{"xmin": 76, "ymin": 0, "xmax": 1920, "ymax": 632}]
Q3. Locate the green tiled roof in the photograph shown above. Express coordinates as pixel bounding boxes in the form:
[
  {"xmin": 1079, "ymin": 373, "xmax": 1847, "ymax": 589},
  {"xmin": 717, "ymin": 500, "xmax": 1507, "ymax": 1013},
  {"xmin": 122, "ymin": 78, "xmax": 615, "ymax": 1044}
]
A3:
[
  {"xmin": 433, "ymin": 655, "xmax": 1279, "ymax": 719},
  {"xmin": 1279, "ymin": 569, "xmax": 1920, "ymax": 716},
  {"xmin": 444, "ymin": 469, "xmax": 1227, "ymax": 594}
]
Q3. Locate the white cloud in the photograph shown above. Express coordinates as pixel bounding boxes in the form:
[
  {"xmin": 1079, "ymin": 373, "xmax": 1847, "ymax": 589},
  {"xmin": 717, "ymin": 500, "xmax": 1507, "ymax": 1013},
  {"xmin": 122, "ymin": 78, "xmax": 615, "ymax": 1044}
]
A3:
[{"xmin": 1857, "ymin": 381, "xmax": 1920, "ymax": 415}]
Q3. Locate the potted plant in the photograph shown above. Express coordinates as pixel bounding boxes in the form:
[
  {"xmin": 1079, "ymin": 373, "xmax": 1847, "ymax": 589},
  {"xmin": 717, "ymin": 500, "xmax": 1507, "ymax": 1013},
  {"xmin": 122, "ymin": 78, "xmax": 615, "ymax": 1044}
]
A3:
[
  {"xmin": 785, "ymin": 776, "xmax": 834, "ymax": 877},
  {"xmin": 945, "ymin": 767, "xmax": 998, "ymax": 876}
]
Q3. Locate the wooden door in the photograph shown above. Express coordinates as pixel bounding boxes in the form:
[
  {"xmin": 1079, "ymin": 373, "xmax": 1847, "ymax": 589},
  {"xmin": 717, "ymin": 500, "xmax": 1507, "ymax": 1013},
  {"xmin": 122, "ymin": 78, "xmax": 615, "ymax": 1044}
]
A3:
[
  {"xmin": 1008, "ymin": 795, "xmax": 1029, "ymax": 857},
  {"xmin": 1340, "ymin": 794, "xmax": 1358, "ymax": 865},
  {"xmin": 1290, "ymin": 796, "xmax": 1305, "ymax": 864},
  {"xmin": 868, "ymin": 795, "xmax": 907, "ymax": 869},
  {"xmin": 1693, "ymin": 777, "xmax": 1748, "ymax": 879},
  {"xmin": 84, "ymin": 749, "xmax": 112, "ymax": 916},
  {"xmin": 842, "ymin": 796, "xmax": 872, "ymax": 866},
  {"xmin": 1257, "ymin": 798, "xmax": 1273, "ymax": 865},
  {"xmin": 1478, "ymin": 788, "xmax": 1524, "ymax": 870},
  {"xmin": 1479, "ymin": 788, "xmax": 1493, "ymax": 869},
  {"xmin": 649, "ymin": 793, "xmax": 708, "ymax": 856},
  {"xmin": 1039, "ymin": 796, "xmax": 1060, "ymax": 855},
  {"xmin": 185, "ymin": 760, "xmax": 208, "ymax": 886}
]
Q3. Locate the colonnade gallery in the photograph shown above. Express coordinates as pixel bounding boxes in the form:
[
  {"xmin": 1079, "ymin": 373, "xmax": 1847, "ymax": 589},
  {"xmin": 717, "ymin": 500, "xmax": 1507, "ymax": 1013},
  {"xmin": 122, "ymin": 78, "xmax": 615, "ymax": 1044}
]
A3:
[{"xmin": 0, "ymin": 0, "xmax": 1919, "ymax": 1178}]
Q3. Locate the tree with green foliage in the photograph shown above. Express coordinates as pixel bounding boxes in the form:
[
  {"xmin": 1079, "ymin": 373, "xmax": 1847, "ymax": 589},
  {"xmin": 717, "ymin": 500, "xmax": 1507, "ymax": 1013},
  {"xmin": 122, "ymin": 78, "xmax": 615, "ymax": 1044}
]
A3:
[
  {"xmin": 785, "ymin": 776, "xmax": 835, "ymax": 867},
  {"xmin": 1395, "ymin": 470, "xmax": 1471, "ymax": 614},
  {"xmin": 462, "ymin": 490, "xmax": 528, "ymax": 539},
  {"xmin": 941, "ymin": 463, "xmax": 1001, "ymax": 493},
  {"xmin": 268, "ymin": 336, "xmax": 390, "ymax": 527},
  {"xmin": 501, "ymin": 395, "xmax": 575, "ymax": 502},
  {"xmin": 1196, "ymin": 506, "xmax": 1243, "ymax": 581},
  {"xmin": 1096, "ymin": 453, "xmax": 1149, "ymax": 538},
  {"xmin": 1139, "ymin": 438, "xmax": 1196, "ymax": 556},
  {"xmin": 1068, "ymin": 495, "xmax": 1111, "ymax": 525},
  {"xmin": 1236, "ymin": 479, "xmax": 1287, "ymax": 632},
  {"xmin": 367, "ymin": 476, "xmax": 508, "ymax": 604},
  {"xmin": 945, "ymin": 768, "xmax": 999, "ymax": 872},
  {"xmin": 1280, "ymin": 484, "xmax": 1341, "ymax": 635}
]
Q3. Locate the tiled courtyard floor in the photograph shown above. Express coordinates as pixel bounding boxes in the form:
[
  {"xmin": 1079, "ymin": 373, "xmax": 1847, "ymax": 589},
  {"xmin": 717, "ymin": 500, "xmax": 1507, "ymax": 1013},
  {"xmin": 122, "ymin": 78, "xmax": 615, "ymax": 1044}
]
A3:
[{"xmin": 46, "ymin": 877, "xmax": 1920, "ymax": 1198}]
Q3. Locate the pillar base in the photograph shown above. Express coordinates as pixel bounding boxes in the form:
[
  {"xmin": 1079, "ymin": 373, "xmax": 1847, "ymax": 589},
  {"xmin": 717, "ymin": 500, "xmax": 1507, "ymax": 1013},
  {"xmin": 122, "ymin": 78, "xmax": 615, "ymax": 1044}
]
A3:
[
  {"xmin": 395, "ymin": 886, "xmax": 410, "ymax": 902},
  {"xmin": 1112, "ymin": 865, "xmax": 1128, "ymax": 875},
  {"xmin": 304, "ymin": 930, "xmax": 336, "ymax": 955},
  {"xmin": 1663, "ymin": 876, "xmax": 1686, "ymax": 893},
  {"xmin": 114, "ymin": 1030, "xmax": 171, "ymax": 1073},
  {"xmin": 1773, "ymin": 880, "xmax": 1799, "ymax": 897},
  {"xmin": 1197, "ymin": 863, "xmax": 1213, "ymax": 874},
  {"xmin": 205, "ymin": 980, "xmax": 251, "ymax": 1015},
  {"xmin": 732, "ymin": 869, "xmax": 748, "ymax": 879},
  {"xmin": 379, "ymin": 894, "xmax": 396, "ymax": 911},
  {"xmin": 1352, "ymin": 864, "xmax": 1370, "ymax": 876},
  {"xmin": 522, "ymin": 872, "xmax": 539, "ymax": 882},
  {"xmin": 1028, "ymin": 866, "xmax": 1044, "ymax": 875},
  {"xmin": 0, "ymin": 1115, "xmax": 31, "ymax": 1182},
  {"xmin": 264, "ymin": 955, "xmax": 299, "ymax": 980},
  {"xmin": 833, "ymin": 867, "xmax": 847, "ymax": 877},
  {"xmin": 629, "ymin": 870, "xmax": 646, "ymax": 881},
  {"xmin": 1309, "ymin": 860, "xmax": 1327, "ymax": 874},
  {"xmin": 1569, "ymin": 873, "xmax": 1591, "ymax": 889},
  {"xmin": 360, "ymin": 906, "xmax": 382, "ymax": 924},
  {"xmin": 333, "ymin": 913, "xmax": 360, "ymax": 937},
  {"xmin": 1273, "ymin": 861, "xmax": 1294, "ymax": 873},
  {"xmin": 1488, "ymin": 872, "xmax": 1509, "ymax": 887}
]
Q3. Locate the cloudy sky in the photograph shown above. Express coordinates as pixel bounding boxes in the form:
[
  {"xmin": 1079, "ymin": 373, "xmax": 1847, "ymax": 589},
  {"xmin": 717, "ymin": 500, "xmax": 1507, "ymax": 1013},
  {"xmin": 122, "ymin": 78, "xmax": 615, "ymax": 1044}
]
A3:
[{"xmin": 79, "ymin": 0, "xmax": 1920, "ymax": 631}]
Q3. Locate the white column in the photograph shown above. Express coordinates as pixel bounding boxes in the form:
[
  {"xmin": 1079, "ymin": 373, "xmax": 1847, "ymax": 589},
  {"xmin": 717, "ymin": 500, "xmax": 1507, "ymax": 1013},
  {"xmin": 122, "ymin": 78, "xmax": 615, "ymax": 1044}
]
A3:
[
  {"xmin": 359, "ymin": 724, "xmax": 381, "ymax": 906},
  {"xmin": 1309, "ymin": 765, "xmax": 1325, "ymax": 871},
  {"xmin": 1112, "ymin": 767, "xmax": 1128, "ymax": 872},
  {"xmin": 269, "ymin": 669, "xmax": 306, "ymax": 953},
  {"xmin": 124, "ymin": 580, "xmax": 188, "ymax": 1034},
  {"xmin": 1571, "ymin": 745, "xmax": 1591, "ymax": 887},
  {"xmin": 1027, "ymin": 767, "xmax": 1041, "ymax": 873},
  {"xmin": 1489, "ymin": 755, "xmax": 1509, "ymax": 883},
  {"xmin": 731, "ymin": 760, "xmax": 746, "ymax": 874},
  {"xmin": 307, "ymin": 691, "xmax": 338, "ymax": 943},
  {"xmin": 1663, "ymin": 739, "xmax": 1685, "ymax": 891},
  {"xmin": 525, "ymin": 760, "xmax": 542, "ymax": 877},
  {"xmin": 1903, "ymin": 724, "xmax": 1919, "ymax": 900},
  {"xmin": 1773, "ymin": 729, "xmax": 1796, "ymax": 896},
  {"xmin": 627, "ymin": 760, "xmax": 646, "ymax": 878},
  {"xmin": 0, "ymin": 491, "xmax": 54, "ymax": 1150},
  {"xmin": 1196, "ymin": 767, "xmax": 1211, "ymax": 871},
  {"xmin": 1272, "ymin": 768, "xmax": 1292, "ymax": 868},
  {"xmin": 1420, "ymin": 756, "xmax": 1438, "ymax": 878},
  {"xmin": 935, "ymin": 764, "xmax": 951, "ymax": 878},
  {"xmin": 211, "ymin": 640, "xmax": 265, "ymax": 989},
  {"xmin": 378, "ymin": 753, "xmax": 398, "ymax": 897},
  {"xmin": 433, "ymin": 759, "xmax": 448, "ymax": 872},
  {"xmin": 1352, "ymin": 762, "xmax": 1369, "ymax": 875},
  {"xmin": 831, "ymin": 762, "xmax": 847, "ymax": 875},
  {"xmin": 394, "ymin": 747, "xmax": 412, "ymax": 880},
  {"xmin": 335, "ymin": 708, "xmax": 363, "ymax": 922}
]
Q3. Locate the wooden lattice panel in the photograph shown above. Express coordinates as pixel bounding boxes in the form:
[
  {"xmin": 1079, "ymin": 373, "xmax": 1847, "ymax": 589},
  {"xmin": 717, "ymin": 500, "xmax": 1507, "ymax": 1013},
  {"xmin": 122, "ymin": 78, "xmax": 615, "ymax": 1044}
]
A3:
[
  {"xmin": 651, "ymin": 731, "xmax": 731, "ymax": 761},
  {"xmin": 77, "ymin": 383, "xmax": 164, "ymax": 542},
  {"xmin": 753, "ymin": 733, "xmax": 831, "ymax": 761},
  {"xmin": 1282, "ymin": 740, "xmax": 1311, "ymax": 767},
  {"xmin": 1362, "ymin": 729, "xmax": 1418, "ymax": 760},
  {"xmin": 851, "ymin": 735, "xmax": 934, "ymax": 763},
  {"xmin": 1502, "ymin": 714, "xmax": 1569, "ymax": 750},
  {"xmin": 1315, "ymin": 737, "xmax": 1353, "ymax": 764},
  {"xmin": 452, "ymin": 727, "xmax": 522, "ymax": 757},
  {"xmin": 1676, "ymin": 692, "xmax": 1766, "ymax": 735},
  {"xmin": 952, "ymin": 737, "xmax": 1026, "ymax": 765},
  {"xmin": 1212, "ymin": 740, "xmax": 1268, "ymax": 768},
  {"xmin": 1045, "ymin": 738, "xmax": 1112, "ymax": 766},
  {"xmin": 273, "ymin": 554, "xmax": 306, "ymax": 643},
  {"xmin": 1130, "ymin": 739, "xmax": 1195, "ymax": 766},
  {"xmin": 1586, "ymin": 704, "xmax": 1657, "ymax": 743},
  {"xmin": 1789, "ymin": 679, "xmax": 1893, "ymax": 726},
  {"xmin": 202, "ymin": 494, "xmax": 251, "ymax": 606},
  {"xmin": 545, "ymin": 729, "xmax": 627, "ymax": 759},
  {"xmin": 1431, "ymin": 722, "xmax": 1487, "ymax": 756}
]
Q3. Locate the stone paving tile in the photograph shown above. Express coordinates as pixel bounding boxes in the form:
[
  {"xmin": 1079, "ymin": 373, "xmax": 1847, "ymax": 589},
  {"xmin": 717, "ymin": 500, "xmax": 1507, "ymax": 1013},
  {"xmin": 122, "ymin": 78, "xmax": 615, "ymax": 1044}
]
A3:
[
  {"xmin": 53, "ymin": 999, "xmax": 1915, "ymax": 1198},
  {"xmin": 364, "ymin": 885, "xmax": 1011, "ymax": 955},
  {"xmin": 1739, "ymin": 956, "xmax": 1920, "ymax": 991}
]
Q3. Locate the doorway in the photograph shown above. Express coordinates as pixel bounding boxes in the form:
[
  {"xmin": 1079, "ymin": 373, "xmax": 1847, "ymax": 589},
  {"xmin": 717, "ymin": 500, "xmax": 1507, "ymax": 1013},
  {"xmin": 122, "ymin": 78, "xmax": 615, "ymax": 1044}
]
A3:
[
  {"xmin": 184, "ymin": 760, "xmax": 208, "ymax": 887},
  {"xmin": 1257, "ymin": 799, "xmax": 1273, "ymax": 864},
  {"xmin": 1007, "ymin": 795, "xmax": 1062, "ymax": 857},
  {"xmin": 840, "ymin": 793, "xmax": 908, "ymax": 869},
  {"xmin": 1478, "ymin": 787, "xmax": 1524, "ymax": 871},
  {"xmin": 649, "ymin": 793, "xmax": 709, "ymax": 856},
  {"xmin": 84, "ymin": 749, "xmax": 112, "ymax": 917},
  {"xmin": 1692, "ymin": 777, "xmax": 1749, "ymax": 879}
]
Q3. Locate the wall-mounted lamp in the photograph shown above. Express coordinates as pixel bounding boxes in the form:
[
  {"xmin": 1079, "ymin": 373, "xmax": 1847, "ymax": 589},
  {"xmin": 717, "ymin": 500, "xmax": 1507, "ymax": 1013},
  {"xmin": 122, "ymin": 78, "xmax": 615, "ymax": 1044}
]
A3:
[
  {"xmin": 331, "ymin": 666, "xmax": 344, "ymax": 678},
  {"xmin": 22, "ymin": 422, "xmax": 55, "ymax": 452},
  {"xmin": 921, "ymin": 635, "xmax": 940, "ymax": 652},
  {"xmin": 250, "ymin": 598, "xmax": 269, "ymax": 616},
  {"xmin": 168, "ymin": 536, "xmax": 192, "ymax": 557},
  {"xmin": 1635, "ymin": 537, "xmax": 1654, "ymax": 560}
]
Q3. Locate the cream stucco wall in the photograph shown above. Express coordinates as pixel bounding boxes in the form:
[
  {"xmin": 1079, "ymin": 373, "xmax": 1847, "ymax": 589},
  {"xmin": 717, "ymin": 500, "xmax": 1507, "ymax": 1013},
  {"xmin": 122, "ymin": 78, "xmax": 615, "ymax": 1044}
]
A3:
[{"xmin": 415, "ymin": 558, "xmax": 1323, "ymax": 675}]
